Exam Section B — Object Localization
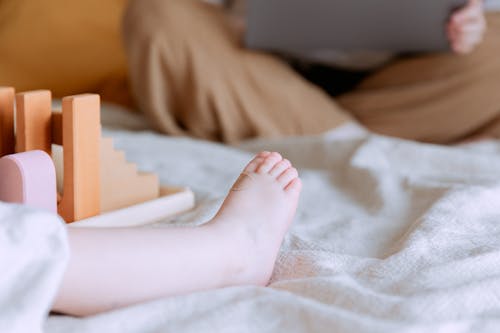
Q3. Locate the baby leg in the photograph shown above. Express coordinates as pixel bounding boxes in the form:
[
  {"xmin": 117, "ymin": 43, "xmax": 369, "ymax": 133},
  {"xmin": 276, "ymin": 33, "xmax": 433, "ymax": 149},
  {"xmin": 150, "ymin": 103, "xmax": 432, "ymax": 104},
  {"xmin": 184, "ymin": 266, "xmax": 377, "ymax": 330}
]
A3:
[{"xmin": 52, "ymin": 152, "xmax": 301, "ymax": 316}]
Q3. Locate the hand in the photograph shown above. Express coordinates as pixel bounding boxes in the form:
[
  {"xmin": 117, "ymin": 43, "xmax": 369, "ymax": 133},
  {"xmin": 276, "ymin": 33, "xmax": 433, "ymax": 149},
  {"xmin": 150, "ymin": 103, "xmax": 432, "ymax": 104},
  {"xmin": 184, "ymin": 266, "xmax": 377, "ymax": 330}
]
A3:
[{"xmin": 448, "ymin": 0, "xmax": 487, "ymax": 54}]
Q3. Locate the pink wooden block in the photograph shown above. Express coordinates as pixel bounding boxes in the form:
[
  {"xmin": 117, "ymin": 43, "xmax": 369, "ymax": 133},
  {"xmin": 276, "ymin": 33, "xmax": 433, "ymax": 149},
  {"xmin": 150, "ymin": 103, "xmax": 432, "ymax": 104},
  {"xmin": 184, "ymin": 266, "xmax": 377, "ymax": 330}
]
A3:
[{"xmin": 0, "ymin": 151, "xmax": 57, "ymax": 213}]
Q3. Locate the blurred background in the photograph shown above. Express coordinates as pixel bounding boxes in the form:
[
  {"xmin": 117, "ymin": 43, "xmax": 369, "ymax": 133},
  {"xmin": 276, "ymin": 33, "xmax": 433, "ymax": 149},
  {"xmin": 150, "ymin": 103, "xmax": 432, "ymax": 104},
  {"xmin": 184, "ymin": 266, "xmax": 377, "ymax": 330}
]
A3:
[
  {"xmin": 1, "ymin": 0, "xmax": 498, "ymax": 103},
  {"xmin": 0, "ymin": 0, "xmax": 131, "ymax": 105}
]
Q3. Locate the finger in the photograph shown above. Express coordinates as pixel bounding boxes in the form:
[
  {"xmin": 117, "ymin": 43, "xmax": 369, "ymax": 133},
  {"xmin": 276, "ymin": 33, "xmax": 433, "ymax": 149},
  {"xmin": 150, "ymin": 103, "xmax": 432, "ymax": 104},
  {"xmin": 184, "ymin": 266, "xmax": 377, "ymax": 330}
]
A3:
[
  {"xmin": 448, "ymin": 14, "xmax": 484, "ymax": 40},
  {"xmin": 459, "ymin": 11, "xmax": 487, "ymax": 29},
  {"xmin": 449, "ymin": 18, "xmax": 485, "ymax": 49},
  {"xmin": 453, "ymin": 29, "xmax": 481, "ymax": 49},
  {"xmin": 447, "ymin": 23, "xmax": 459, "ymax": 42},
  {"xmin": 452, "ymin": 0, "xmax": 484, "ymax": 24},
  {"xmin": 455, "ymin": 22, "xmax": 485, "ymax": 43},
  {"xmin": 452, "ymin": 1, "xmax": 481, "ymax": 23},
  {"xmin": 455, "ymin": 13, "xmax": 486, "ymax": 29},
  {"xmin": 452, "ymin": 32, "xmax": 481, "ymax": 54},
  {"xmin": 457, "ymin": 23, "xmax": 486, "ymax": 36}
]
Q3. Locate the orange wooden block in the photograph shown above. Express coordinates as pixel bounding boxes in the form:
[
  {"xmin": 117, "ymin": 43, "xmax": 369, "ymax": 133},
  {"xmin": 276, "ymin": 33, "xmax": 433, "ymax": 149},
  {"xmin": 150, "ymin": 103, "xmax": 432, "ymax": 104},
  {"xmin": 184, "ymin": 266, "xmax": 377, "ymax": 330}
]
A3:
[
  {"xmin": 0, "ymin": 87, "xmax": 15, "ymax": 157},
  {"xmin": 58, "ymin": 94, "xmax": 101, "ymax": 223},
  {"xmin": 15, "ymin": 90, "xmax": 52, "ymax": 154}
]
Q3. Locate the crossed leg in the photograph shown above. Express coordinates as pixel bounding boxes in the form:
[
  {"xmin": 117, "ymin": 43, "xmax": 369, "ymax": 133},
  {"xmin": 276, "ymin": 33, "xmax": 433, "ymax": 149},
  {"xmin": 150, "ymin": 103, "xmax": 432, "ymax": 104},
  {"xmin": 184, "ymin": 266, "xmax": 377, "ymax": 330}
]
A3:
[
  {"xmin": 338, "ymin": 12, "xmax": 500, "ymax": 144},
  {"xmin": 122, "ymin": 0, "xmax": 351, "ymax": 143}
]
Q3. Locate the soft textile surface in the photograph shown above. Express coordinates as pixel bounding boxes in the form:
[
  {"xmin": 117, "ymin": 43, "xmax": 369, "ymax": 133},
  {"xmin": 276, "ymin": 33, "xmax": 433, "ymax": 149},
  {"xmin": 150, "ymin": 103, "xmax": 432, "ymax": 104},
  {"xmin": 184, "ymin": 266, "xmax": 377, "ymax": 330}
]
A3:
[
  {"xmin": 33, "ymin": 126, "xmax": 500, "ymax": 333},
  {"xmin": 0, "ymin": 204, "xmax": 67, "ymax": 333},
  {"xmin": 3, "ymin": 120, "xmax": 500, "ymax": 332}
]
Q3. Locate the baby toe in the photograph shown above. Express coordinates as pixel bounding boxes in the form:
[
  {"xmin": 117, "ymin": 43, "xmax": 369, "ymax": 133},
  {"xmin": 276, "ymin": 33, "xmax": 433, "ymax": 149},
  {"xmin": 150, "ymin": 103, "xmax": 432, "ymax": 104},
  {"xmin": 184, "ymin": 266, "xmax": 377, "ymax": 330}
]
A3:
[
  {"xmin": 277, "ymin": 167, "xmax": 298, "ymax": 188},
  {"xmin": 257, "ymin": 151, "xmax": 271, "ymax": 157},
  {"xmin": 285, "ymin": 177, "xmax": 302, "ymax": 196},
  {"xmin": 244, "ymin": 155, "xmax": 266, "ymax": 173},
  {"xmin": 257, "ymin": 152, "xmax": 283, "ymax": 174},
  {"xmin": 269, "ymin": 159, "xmax": 291, "ymax": 178}
]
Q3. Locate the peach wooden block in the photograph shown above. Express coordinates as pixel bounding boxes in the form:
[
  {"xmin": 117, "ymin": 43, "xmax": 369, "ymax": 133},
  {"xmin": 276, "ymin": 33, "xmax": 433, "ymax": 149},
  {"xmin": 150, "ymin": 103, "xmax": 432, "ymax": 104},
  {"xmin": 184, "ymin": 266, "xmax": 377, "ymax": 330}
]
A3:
[
  {"xmin": 51, "ymin": 127, "xmax": 160, "ymax": 216},
  {"xmin": 15, "ymin": 90, "xmax": 52, "ymax": 154},
  {"xmin": 58, "ymin": 94, "xmax": 101, "ymax": 223},
  {"xmin": 100, "ymin": 137, "xmax": 160, "ymax": 213},
  {"xmin": 0, "ymin": 87, "xmax": 15, "ymax": 157},
  {"xmin": 52, "ymin": 138, "xmax": 192, "ymax": 227}
]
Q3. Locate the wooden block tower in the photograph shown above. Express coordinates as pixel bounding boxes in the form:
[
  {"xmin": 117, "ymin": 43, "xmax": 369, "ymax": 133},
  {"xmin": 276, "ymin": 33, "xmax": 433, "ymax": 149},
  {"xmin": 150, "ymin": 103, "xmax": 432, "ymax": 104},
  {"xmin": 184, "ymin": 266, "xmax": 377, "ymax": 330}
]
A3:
[{"xmin": 0, "ymin": 87, "xmax": 160, "ymax": 223}]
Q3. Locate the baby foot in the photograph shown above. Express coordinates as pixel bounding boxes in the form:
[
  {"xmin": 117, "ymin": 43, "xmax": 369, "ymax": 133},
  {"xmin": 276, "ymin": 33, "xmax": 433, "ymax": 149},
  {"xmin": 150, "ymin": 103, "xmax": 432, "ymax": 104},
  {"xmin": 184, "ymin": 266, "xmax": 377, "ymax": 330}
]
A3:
[{"xmin": 210, "ymin": 152, "xmax": 302, "ymax": 286}]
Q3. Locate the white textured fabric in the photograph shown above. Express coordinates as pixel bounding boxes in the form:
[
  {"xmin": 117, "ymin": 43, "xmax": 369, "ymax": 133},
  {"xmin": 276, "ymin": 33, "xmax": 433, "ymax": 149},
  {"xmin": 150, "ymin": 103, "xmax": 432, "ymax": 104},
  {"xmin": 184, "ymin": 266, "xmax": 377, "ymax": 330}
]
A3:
[
  {"xmin": 0, "ymin": 204, "xmax": 68, "ymax": 333},
  {"xmin": 38, "ymin": 126, "xmax": 500, "ymax": 333}
]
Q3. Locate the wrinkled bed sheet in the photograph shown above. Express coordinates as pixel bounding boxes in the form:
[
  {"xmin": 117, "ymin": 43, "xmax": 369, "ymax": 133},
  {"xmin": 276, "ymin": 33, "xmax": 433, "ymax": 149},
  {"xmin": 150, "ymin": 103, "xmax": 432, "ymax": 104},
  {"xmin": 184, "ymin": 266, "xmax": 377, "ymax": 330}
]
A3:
[{"xmin": 3, "ymin": 121, "xmax": 500, "ymax": 332}]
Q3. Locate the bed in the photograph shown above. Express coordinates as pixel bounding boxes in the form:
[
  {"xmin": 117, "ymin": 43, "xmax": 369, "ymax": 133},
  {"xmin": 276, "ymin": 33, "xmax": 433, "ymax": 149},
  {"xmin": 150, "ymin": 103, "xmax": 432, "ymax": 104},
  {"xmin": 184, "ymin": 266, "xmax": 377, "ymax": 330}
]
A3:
[{"xmin": 2, "ymin": 103, "xmax": 500, "ymax": 333}]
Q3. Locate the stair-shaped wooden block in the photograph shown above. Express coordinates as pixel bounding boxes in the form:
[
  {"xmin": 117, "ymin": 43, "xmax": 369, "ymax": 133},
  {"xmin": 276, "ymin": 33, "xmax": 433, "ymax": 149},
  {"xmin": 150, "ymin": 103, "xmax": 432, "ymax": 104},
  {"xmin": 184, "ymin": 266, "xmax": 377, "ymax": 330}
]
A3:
[{"xmin": 100, "ymin": 137, "xmax": 160, "ymax": 213}]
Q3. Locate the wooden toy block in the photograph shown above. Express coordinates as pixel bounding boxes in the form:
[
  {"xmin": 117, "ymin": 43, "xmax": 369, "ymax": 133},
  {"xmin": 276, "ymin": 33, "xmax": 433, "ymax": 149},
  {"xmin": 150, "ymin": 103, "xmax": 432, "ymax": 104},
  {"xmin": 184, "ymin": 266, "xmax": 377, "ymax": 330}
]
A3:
[
  {"xmin": 57, "ymin": 94, "xmax": 101, "ymax": 222},
  {"xmin": 0, "ymin": 151, "xmax": 57, "ymax": 213},
  {"xmin": 0, "ymin": 87, "xmax": 15, "ymax": 157},
  {"xmin": 100, "ymin": 137, "xmax": 160, "ymax": 212},
  {"xmin": 53, "ymin": 136, "xmax": 161, "ymax": 216},
  {"xmin": 0, "ymin": 87, "xmax": 195, "ymax": 226},
  {"xmin": 15, "ymin": 90, "xmax": 52, "ymax": 154}
]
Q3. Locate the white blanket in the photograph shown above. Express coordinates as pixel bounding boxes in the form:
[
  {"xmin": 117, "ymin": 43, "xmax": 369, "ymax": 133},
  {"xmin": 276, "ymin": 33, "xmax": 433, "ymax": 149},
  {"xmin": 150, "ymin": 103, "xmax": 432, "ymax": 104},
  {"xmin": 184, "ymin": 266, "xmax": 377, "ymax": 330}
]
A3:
[
  {"xmin": 0, "ymin": 204, "xmax": 67, "ymax": 333},
  {"xmin": 3, "ymin": 125, "xmax": 500, "ymax": 332}
]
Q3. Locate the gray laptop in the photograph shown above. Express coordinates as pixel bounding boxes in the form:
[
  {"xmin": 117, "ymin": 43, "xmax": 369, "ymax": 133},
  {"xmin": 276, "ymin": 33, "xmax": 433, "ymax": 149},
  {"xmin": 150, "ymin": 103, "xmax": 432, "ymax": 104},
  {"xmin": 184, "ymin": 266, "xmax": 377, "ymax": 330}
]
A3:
[{"xmin": 246, "ymin": 0, "xmax": 468, "ymax": 53}]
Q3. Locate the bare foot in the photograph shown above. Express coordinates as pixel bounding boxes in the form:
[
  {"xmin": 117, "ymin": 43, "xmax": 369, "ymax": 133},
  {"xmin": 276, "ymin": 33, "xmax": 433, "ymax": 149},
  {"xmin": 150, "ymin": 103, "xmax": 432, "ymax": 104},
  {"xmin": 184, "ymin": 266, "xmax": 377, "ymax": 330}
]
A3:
[
  {"xmin": 209, "ymin": 152, "xmax": 302, "ymax": 285},
  {"xmin": 51, "ymin": 152, "xmax": 301, "ymax": 316}
]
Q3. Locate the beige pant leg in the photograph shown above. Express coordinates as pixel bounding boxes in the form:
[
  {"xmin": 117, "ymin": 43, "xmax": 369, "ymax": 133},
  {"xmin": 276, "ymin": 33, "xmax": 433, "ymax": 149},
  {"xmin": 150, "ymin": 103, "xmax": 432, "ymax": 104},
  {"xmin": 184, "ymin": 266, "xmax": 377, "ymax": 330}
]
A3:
[
  {"xmin": 122, "ymin": 0, "xmax": 351, "ymax": 143},
  {"xmin": 338, "ymin": 13, "xmax": 500, "ymax": 144}
]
